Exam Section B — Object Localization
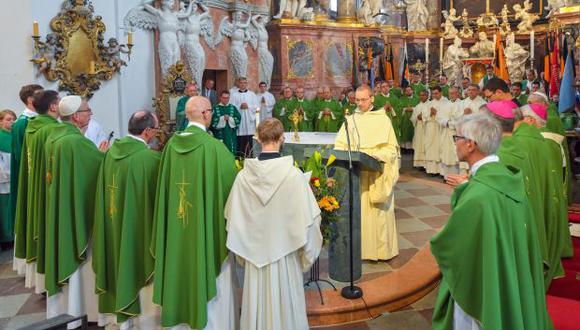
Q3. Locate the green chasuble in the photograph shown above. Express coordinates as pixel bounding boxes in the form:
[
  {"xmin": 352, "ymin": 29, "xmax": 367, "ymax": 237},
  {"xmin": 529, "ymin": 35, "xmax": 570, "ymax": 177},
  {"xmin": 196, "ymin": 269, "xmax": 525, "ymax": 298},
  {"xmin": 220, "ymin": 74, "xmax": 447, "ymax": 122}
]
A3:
[
  {"xmin": 9, "ymin": 114, "xmax": 33, "ymax": 240},
  {"xmin": 431, "ymin": 162, "xmax": 552, "ymax": 330},
  {"xmin": 410, "ymin": 83, "xmax": 427, "ymax": 96},
  {"xmin": 175, "ymin": 96, "xmax": 190, "ymax": 132},
  {"xmin": 391, "ymin": 87, "xmax": 403, "ymax": 98},
  {"xmin": 545, "ymin": 103, "xmax": 573, "ymax": 204},
  {"xmin": 374, "ymin": 93, "xmax": 402, "ymax": 142},
  {"xmin": 152, "ymin": 125, "xmax": 237, "ymax": 329},
  {"xmin": 440, "ymin": 84, "xmax": 450, "ymax": 98},
  {"xmin": 0, "ymin": 129, "xmax": 12, "ymax": 243},
  {"xmin": 272, "ymin": 97, "xmax": 296, "ymax": 130},
  {"xmin": 516, "ymin": 94, "xmax": 528, "ymax": 106},
  {"xmin": 14, "ymin": 115, "xmax": 60, "ymax": 271},
  {"xmin": 344, "ymin": 102, "xmax": 357, "ymax": 114},
  {"xmin": 315, "ymin": 98, "xmax": 343, "ymax": 132},
  {"xmin": 44, "ymin": 122, "xmax": 104, "ymax": 296},
  {"xmin": 398, "ymin": 95, "xmax": 419, "ymax": 145},
  {"xmin": 93, "ymin": 136, "xmax": 160, "ymax": 322},
  {"xmin": 210, "ymin": 103, "xmax": 241, "ymax": 155},
  {"xmin": 497, "ymin": 123, "xmax": 569, "ymax": 287},
  {"xmin": 287, "ymin": 98, "xmax": 315, "ymax": 131}
]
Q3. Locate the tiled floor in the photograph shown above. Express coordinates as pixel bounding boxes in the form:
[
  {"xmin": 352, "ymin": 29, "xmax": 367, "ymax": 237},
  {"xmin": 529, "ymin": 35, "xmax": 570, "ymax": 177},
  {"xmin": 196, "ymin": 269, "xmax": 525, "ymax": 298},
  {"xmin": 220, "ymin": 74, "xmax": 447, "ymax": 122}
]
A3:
[{"xmin": 0, "ymin": 154, "xmax": 451, "ymax": 329}]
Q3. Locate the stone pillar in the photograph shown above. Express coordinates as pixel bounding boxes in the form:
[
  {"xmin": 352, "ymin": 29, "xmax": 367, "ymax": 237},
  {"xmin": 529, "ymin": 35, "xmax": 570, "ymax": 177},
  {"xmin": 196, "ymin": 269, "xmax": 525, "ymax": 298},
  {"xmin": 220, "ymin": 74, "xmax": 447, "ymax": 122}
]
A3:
[{"xmin": 336, "ymin": 0, "xmax": 357, "ymax": 23}]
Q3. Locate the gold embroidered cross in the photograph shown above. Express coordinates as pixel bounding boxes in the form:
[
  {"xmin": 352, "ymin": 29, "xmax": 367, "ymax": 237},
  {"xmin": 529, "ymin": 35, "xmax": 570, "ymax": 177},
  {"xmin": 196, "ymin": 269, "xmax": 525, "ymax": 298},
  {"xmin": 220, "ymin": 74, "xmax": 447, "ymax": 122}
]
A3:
[
  {"xmin": 107, "ymin": 172, "xmax": 119, "ymax": 220},
  {"xmin": 176, "ymin": 170, "xmax": 193, "ymax": 228}
]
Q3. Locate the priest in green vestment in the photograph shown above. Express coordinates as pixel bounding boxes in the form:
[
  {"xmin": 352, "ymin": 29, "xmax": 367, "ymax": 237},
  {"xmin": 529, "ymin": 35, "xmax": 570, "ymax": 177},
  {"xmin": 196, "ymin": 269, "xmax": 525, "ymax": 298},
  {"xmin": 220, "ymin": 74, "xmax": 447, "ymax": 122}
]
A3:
[
  {"xmin": 175, "ymin": 83, "xmax": 198, "ymax": 132},
  {"xmin": 210, "ymin": 90, "xmax": 241, "ymax": 155},
  {"xmin": 152, "ymin": 96, "xmax": 237, "ymax": 329},
  {"xmin": 439, "ymin": 75, "xmax": 450, "ymax": 98},
  {"xmin": 314, "ymin": 87, "xmax": 343, "ymax": 132},
  {"xmin": 387, "ymin": 79, "xmax": 402, "ymax": 98},
  {"xmin": 399, "ymin": 86, "xmax": 420, "ymax": 148},
  {"xmin": 410, "ymin": 72, "xmax": 427, "ymax": 96},
  {"xmin": 44, "ymin": 96, "xmax": 106, "ymax": 324},
  {"xmin": 14, "ymin": 90, "xmax": 60, "ymax": 292},
  {"xmin": 287, "ymin": 87, "xmax": 315, "ymax": 131},
  {"xmin": 343, "ymin": 91, "xmax": 357, "ymax": 114},
  {"xmin": 483, "ymin": 100, "xmax": 569, "ymax": 288},
  {"xmin": 10, "ymin": 84, "xmax": 43, "ymax": 249},
  {"xmin": 0, "ymin": 110, "xmax": 16, "ymax": 249},
  {"xmin": 93, "ymin": 111, "xmax": 160, "ymax": 326},
  {"xmin": 374, "ymin": 82, "xmax": 402, "ymax": 142},
  {"xmin": 431, "ymin": 113, "xmax": 551, "ymax": 330},
  {"xmin": 272, "ymin": 87, "xmax": 296, "ymax": 130},
  {"xmin": 511, "ymin": 82, "xmax": 528, "ymax": 105}
]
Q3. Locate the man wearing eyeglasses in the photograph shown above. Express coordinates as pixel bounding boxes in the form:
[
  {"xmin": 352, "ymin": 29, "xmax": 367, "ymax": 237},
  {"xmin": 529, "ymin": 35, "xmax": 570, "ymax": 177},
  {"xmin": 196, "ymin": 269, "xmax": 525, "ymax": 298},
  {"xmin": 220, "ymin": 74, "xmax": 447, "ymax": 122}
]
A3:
[
  {"xmin": 152, "ymin": 95, "xmax": 237, "ymax": 329},
  {"xmin": 43, "ymin": 95, "xmax": 108, "ymax": 325},
  {"xmin": 431, "ymin": 113, "xmax": 551, "ymax": 330},
  {"xmin": 93, "ymin": 111, "xmax": 161, "ymax": 328}
]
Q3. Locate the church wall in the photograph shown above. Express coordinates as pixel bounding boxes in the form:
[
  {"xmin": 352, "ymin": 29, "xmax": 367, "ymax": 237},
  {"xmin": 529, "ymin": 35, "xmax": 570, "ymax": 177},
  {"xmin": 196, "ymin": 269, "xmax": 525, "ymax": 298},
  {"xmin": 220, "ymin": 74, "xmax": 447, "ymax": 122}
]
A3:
[{"xmin": 0, "ymin": 0, "xmax": 156, "ymax": 137}]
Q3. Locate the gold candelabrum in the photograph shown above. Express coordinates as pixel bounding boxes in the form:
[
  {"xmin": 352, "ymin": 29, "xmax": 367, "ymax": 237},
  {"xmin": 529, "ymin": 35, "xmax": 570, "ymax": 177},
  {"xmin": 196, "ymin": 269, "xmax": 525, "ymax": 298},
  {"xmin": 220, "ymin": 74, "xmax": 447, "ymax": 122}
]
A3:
[{"xmin": 290, "ymin": 111, "xmax": 303, "ymax": 142}]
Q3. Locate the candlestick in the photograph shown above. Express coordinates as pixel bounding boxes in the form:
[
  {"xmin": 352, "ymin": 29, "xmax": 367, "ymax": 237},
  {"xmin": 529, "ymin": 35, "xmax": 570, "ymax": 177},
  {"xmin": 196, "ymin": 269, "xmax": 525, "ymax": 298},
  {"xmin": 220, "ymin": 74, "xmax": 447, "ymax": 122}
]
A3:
[
  {"xmin": 530, "ymin": 30, "xmax": 535, "ymax": 59},
  {"xmin": 439, "ymin": 38, "xmax": 444, "ymax": 62},
  {"xmin": 33, "ymin": 21, "xmax": 39, "ymax": 37},
  {"xmin": 127, "ymin": 31, "xmax": 133, "ymax": 45},
  {"xmin": 89, "ymin": 61, "xmax": 96, "ymax": 75},
  {"xmin": 425, "ymin": 38, "xmax": 429, "ymax": 64}
]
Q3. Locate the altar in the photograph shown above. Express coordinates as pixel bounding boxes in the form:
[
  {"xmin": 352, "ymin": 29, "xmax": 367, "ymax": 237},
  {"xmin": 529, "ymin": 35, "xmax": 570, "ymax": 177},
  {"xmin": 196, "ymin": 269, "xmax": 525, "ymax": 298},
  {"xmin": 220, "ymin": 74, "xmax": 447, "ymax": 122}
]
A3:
[{"xmin": 254, "ymin": 132, "xmax": 337, "ymax": 160}]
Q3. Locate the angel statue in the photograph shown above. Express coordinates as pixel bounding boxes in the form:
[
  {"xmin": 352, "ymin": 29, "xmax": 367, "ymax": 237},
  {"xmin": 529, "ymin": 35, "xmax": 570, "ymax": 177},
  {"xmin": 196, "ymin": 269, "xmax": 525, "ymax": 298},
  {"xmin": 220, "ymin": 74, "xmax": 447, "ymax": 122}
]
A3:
[
  {"xmin": 459, "ymin": 9, "xmax": 473, "ymax": 38},
  {"xmin": 513, "ymin": 0, "xmax": 539, "ymax": 33},
  {"xmin": 546, "ymin": 0, "xmax": 566, "ymax": 18},
  {"xmin": 442, "ymin": 36, "xmax": 469, "ymax": 87},
  {"xmin": 499, "ymin": 4, "xmax": 511, "ymax": 36},
  {"xmin": 441, "ymin": 8, "xmax": 460, "ymax": 39},
  {"xmin": 405, "ymin": 0, "xmax": 429, "ymax": 32},
  {"xmin": 216, "ymin": 11, "xmax": 252, "ymax": 80},
  {"xmin": 469, "ymin": 31, "xmax": 495, "ymax": 58},
  {"xmin": 101, "ymin": 38, "xmax": 130, "ymax": 72},
  {"xmin": 31, "ymin": 33, "xmax": 63, "ymax": 77},
  {"xmin": 505, "ymin": 33, "xmax": 530, "ymax": 82},
  {"xmin": 181, "ymin": 1, "xmax": 214, "ymax": 86},
  {"xmin": 249, "ymin": 14, "xmax": 274, "ymax": 87},
  {"xmin": 124, "ymin": 0, "xmax": 190, "ymax": 77}
]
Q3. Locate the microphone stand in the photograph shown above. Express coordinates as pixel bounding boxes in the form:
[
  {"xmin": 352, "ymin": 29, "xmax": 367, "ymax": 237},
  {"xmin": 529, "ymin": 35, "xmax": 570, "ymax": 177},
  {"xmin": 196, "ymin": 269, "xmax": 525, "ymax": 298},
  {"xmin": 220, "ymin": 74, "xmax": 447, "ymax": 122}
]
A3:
[{"xmin": 340, "ymin": 110, "xmax": 363, "ymax": 300}]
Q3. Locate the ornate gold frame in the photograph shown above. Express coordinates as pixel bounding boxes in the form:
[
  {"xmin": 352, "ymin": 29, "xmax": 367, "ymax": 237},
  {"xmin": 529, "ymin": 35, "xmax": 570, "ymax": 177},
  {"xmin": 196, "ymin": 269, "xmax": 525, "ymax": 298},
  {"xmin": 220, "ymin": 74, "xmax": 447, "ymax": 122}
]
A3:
[
  {"xmin": 287, "ymin": 39, "xmax": 315, "ymax": 79},
  {"xmin": 153, "ymin": 61, "xmax": 193, "ymax": 146},
  {"xmin": 31, "ymin": 0, "xmax": 132, "ymax": 98}
]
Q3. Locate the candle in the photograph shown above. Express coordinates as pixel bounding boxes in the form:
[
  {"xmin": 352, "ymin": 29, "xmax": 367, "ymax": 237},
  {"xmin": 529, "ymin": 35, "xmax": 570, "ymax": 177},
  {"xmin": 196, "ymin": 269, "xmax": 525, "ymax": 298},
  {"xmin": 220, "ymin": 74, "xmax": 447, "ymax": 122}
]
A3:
[
  {"xmin": 493, "ymin": 34, "xmax": 497, "ymax": 46},
  {"xmin": 127, "ymin": 31, "xmax": 133, "ymax": 45},
  {"xmin": 486, "ymin": 0, "xmax": 490, "ymax": 13},
  {"xmin": 255, "ymin": 107, "xmax": 260, "ymax": 127},
  {"xmin": 439, "ymin": 37, "xmax": 444, "ymax": 62},
  {"xmin": 33, "ymin": 21, "xmax": 39, "ymax": 37},
  {"xmin": 425, "ymin": 38, "xmax": 429, "ymax": 63},
  {"xmin": 89, "ymin": 61, "xmax": 96, "ymax": 74},
  {"xmin": 530, "ymin": 30, "xmax": 535, "ymax": 59}
]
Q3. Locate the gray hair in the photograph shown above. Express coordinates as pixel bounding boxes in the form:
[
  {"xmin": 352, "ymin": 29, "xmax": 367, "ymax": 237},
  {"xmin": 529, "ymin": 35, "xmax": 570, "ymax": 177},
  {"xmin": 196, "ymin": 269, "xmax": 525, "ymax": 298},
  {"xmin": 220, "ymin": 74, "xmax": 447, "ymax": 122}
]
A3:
[
  {"xmin": 456, "ymin": 113, "xmax": 503, "ymax": 155},
  {"xmin": 520, "ymin": 104, "xmax": 547, "ymax": 127}
]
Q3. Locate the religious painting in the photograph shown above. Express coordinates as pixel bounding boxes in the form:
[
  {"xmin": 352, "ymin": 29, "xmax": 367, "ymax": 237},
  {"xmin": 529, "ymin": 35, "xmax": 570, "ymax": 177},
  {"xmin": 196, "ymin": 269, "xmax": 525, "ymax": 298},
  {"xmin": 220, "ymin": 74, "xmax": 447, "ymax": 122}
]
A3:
[
  {"xmin": 448, "ymin": 0, "xmax": 543, "ymax": 17},
  {"xmin": 325, "ymin": 42, "xmax": 353, "ymax": 78},
  {"xmin": 356, "ymin": 37, "xmax": 384, "ymax": 85},
  {"xmin": 287, "ymin": 40, "xmax": 314, "ymax": 79}
]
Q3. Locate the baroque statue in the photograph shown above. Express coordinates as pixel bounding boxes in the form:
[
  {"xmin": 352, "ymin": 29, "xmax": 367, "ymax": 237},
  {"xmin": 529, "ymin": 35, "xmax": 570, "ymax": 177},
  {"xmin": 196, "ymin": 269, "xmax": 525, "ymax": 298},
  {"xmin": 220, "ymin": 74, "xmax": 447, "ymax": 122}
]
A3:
[
  {"xmin": 125, "ymin": 0, "xmax": 189, "ymax": 78},
  {"xmin": 499, "ymin": 4, "xmax": 511, "ymax": 36},
  {"xmin": 249, "ymin": 14, "xmax": 274, "ymax": 87},
  {"xmin": 441, "ymin": 9, "xmax": 460, "ymax": 39},
  {"xmin": 469, "ymin": 32, "xmax": 495, "ymax": 58},
  {"xmin": 100, "ymin": 38, "xmax": 130, "ymax": 72},
  {"xmin": 505, "ymin": 33, "xmax": 530, "ymax": 82},
  {"xmin": 216, "ymin": 11, "xmax": 252, "ymax": 80},
  {"xmin": 442, "ymin": 37, "xmax": 469, "ymax": 87},
  {"xmin": 182, "ymin": 1, "xmax": 214, "ymax": 86},
  {"xmin": 357, "ymin": 0, "xmax": 374, "ymax": 26},
  {"xmin": 273, "ymin": 0, "xmax": 297, "ymax": 19},
  {"xmin": 547, "ymin": 0, "xmax": 566, "ymax": 18},
  {"xmin": 406, "ymin": 0, "xmax": 428, "ymax": 32},
  {"xmin": 459, "ymin": 9, "xmax": 473, "ymax": 38},
  {"xmin": 513, "ymin": 0, "xmax": 539, "ymax": 33}
]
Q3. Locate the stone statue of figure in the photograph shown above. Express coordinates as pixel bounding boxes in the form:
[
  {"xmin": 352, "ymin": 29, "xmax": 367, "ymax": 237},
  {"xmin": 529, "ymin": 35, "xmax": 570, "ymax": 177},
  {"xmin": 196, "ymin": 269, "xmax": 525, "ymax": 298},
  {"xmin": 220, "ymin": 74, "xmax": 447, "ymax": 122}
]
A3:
[
  {"xmin": 505, "ymin": 33, "xmax": 530, "ymax": 82},
  {"xmin": 547, "ymin": 0, "xmax": 566, "ymax": 18},
  {"xmin": 296, "ymin": 0, "xmax": 314, "ymax": 21},
  {"xmin": 216, "ymin": 11, "xmax": 252, "ymax": 80},
  {"xmin": 249, "ymin": 14, "xmax": 274, "ymax": 87},
  {"xmin": 441, "ymin": 8, "xmax": 460, "ymax": 39},
  {"xmin": 124, "ymin": 0, "xmax": 190, "ymax": 77},
  {"xmin": 469, "ymin": 31, "xmax": 495, "ymax": 58},
  {"xmin": 405, "ymin": 0, "xmax": 429, "ymax": 32},
  {"xmin": 357, "ymin": 0, "xmax": 374, "ymax": 26},
  {"xmin": 181, "ymin": 2, "xmax": 214, "ymax": 86},
  {"xmin": 442, "ymin": 36, "xmax": 469, "ymax": 87},
  {"xmin": 274, "ymin": 0, "xmax": 299, "ymax": 19},
  {"xmin": 459, "ymin": 8, "xmax": 473, "ymax": 38},
  {"xmin": 499, "ymin": 4, "xmax": 511, "ymax": 35},
  {"xmin": 514, "ymin": 0, "xmax": 539, "ymax": 33}
]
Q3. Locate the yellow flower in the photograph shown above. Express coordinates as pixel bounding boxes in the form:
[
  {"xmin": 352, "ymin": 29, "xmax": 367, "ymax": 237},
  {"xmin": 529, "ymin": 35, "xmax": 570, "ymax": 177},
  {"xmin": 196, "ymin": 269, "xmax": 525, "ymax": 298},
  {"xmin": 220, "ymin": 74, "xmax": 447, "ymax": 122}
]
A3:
[
  {"xmin": 314, "ymin": 179, "xmax": 320, "ymax": 187},
  {"xmin": 326, "ymin": 154, "xmax": 336, "ymax": 167}
]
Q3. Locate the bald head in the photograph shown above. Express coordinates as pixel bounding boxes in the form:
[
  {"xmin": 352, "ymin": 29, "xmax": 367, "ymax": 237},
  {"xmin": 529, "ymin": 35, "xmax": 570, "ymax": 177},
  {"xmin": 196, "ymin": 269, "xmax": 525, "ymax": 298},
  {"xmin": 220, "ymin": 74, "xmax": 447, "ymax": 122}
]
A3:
[{"xmin": 185, "ymin": 96, "xmax": 213, "ymax": 128}]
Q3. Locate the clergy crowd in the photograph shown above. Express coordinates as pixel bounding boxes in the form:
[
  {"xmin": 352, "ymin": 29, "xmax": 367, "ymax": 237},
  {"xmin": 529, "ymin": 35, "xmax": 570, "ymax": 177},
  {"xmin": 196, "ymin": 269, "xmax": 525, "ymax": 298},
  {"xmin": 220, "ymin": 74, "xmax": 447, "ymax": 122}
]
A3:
[{"xmin": 0, "ymin": 61, "xmax": 575, "ymax": 329}]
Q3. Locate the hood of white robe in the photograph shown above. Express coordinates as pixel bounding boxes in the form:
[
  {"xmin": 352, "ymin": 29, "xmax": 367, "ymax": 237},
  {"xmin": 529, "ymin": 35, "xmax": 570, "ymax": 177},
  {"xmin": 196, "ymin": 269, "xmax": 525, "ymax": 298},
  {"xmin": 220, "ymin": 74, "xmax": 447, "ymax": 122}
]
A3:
[{"xmin": 240, "ymin": 156, "xmax": 295, "ymax": 205}]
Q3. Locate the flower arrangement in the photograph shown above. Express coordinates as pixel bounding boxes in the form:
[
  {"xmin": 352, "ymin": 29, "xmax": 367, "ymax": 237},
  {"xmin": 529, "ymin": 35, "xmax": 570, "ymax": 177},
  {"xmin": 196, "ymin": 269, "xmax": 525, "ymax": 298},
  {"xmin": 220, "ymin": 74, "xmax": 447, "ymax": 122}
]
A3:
[{"xmin": 303, "ymin": 150, "xmax": 342, "ymax": 246}]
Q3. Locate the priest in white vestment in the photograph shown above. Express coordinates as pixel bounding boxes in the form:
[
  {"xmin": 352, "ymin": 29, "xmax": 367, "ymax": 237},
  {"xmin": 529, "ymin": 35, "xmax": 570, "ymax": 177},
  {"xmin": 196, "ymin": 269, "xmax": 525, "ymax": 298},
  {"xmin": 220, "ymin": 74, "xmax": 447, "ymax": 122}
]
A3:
[
  {"xmin": 230, "ymin": 77, "xmax": 258, "ymax": 157},
  {"xmin": 438, "ymin": 87, "xmax": 462, "ymax": 176},
  {"xmin": 334, "ymin": 85, "xmax": 400, "ymax": 261},
  {"xmin": 422, "ymin": 87, "xmax": 447, "ymax": 174},
  {"xmin": 255, "ymin": 82, "xmax": 276, "ymax": 122},
  {"xmin": 225, "ymin": 118, "xmax": 322, "ymax": 330},
  {"xmin": 412, "ymin": 90, "xmax": 430, "ymax": 168}
]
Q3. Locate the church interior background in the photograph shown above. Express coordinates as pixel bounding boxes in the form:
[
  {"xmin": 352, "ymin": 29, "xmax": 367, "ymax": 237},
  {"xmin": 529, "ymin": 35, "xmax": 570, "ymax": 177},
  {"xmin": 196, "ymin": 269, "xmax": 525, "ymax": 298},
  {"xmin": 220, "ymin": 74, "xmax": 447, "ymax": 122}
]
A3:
[{"xmin": 1, "ymin": 0, "xmax": 580, "ymax": 328}]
